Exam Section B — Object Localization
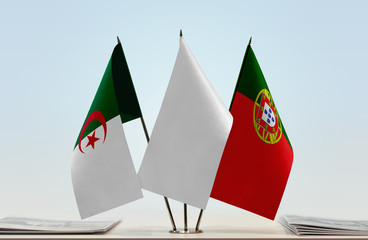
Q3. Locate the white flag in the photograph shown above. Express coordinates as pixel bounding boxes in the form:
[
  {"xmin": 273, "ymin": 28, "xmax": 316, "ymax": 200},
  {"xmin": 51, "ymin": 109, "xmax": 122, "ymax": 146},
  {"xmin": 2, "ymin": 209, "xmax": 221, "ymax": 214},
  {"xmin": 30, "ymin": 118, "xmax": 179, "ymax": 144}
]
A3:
[
  {"xmin": 138, "ymin": 37, "xmax": 233, "ymax": 209},
  {"xmin": 72, "ymin": 43, "xmax": 143, "ymax": 219}
]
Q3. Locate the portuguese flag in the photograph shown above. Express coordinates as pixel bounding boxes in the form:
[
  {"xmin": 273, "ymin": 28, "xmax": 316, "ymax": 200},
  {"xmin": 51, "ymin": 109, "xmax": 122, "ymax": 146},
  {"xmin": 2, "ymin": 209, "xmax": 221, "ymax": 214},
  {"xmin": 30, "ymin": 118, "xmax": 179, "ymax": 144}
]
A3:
[
  {"xmin": 71, "ymin": 41, "xmax": 143, "ymax": 219},
  {"xmin": 210, "ymin": 42, "xmax": 293, "ymax": 220}
]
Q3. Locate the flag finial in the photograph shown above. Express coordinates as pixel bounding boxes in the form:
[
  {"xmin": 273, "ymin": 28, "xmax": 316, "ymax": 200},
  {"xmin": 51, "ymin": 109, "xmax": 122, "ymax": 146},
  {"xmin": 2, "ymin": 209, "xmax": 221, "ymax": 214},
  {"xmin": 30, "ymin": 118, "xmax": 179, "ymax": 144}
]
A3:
[
  {"xmin": 180, "ymin": 29, "xmax": 183, "ymax": 37},
  {"xmin": 117, "ymin": 36, "xmax": 121, "ymax": 44},
  {"xmin": 248, "ymin": 37, "xmax": 252, "ymax": 46}
]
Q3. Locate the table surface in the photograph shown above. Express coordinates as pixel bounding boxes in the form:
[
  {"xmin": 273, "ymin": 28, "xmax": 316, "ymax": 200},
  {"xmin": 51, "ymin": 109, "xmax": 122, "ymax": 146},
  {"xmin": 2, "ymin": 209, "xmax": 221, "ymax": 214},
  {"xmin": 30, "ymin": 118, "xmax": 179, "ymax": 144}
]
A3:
[{"xmin": 0, "ymin": 213, "xmax": 367, "ymax": 240}]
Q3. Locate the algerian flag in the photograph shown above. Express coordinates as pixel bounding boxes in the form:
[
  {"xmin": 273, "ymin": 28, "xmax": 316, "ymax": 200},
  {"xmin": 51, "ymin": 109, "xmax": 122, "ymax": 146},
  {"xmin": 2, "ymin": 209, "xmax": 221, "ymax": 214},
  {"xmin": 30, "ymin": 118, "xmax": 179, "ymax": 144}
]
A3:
[
  {"xmin": 138, "ymin": 36, "xmax": 233, "ymax": 209},
  {"xmin": 72, "ymin": 42, "xmax": 143, "ymax": 219}
]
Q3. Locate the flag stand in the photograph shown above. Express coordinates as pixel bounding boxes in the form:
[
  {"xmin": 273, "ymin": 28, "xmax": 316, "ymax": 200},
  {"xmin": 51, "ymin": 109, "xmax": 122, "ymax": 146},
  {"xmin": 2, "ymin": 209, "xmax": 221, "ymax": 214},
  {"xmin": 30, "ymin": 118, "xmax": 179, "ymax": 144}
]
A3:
[{"xmin": 168, "ymin": 204, "xmax": 203, "ymax": 234}]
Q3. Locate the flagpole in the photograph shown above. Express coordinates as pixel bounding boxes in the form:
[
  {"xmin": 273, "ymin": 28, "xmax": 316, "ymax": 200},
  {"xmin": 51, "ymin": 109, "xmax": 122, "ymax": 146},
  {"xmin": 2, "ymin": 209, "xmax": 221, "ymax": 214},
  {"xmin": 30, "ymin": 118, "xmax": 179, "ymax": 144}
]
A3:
[
  {"xmin": 116, "ymin": 35, "xmax": 177, "ymax": 232},
  {"xmin": 184, "ymin": 203, "xmax": 188, "ymax": 232},
  {"xmin": 139, "ymin": 116, "xmax": 177, "ymax": 231},
  {"xmin": 195, "ymin": 209, "xmax": 203, "ymax": 231},
  {"xmin": 164, "ymin": 195, "xmax": 177, "ymax": 231},
  {"xmin": 179, "ymin": 29, "xmax": 204, "ymax": 234},
  {"xmin": 179, "ymin": 28, "xmax": 190, "ymax": 233},
  {"xmin": 229, "ymin": 36, "xmax": 252, "ymax": 110}
]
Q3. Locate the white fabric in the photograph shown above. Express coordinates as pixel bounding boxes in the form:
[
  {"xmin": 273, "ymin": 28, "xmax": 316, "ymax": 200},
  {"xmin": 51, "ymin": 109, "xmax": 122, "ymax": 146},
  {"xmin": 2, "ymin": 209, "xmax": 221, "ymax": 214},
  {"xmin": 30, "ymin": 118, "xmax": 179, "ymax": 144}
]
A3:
[
  {"xmin": 72, "ymin": 116, "xmax": 142, "ymax": 219},
  {"xmin": 138, "ymin": 38, "xmax": 233, "ymax": 209}
]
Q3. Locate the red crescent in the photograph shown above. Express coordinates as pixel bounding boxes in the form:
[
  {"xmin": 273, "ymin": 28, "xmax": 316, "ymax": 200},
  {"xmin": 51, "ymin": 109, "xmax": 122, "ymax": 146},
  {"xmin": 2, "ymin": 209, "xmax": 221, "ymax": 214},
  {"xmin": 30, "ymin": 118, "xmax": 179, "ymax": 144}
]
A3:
[{"xmin": 78, "ymin": 111, "xmax": 107, "ymax": 153}]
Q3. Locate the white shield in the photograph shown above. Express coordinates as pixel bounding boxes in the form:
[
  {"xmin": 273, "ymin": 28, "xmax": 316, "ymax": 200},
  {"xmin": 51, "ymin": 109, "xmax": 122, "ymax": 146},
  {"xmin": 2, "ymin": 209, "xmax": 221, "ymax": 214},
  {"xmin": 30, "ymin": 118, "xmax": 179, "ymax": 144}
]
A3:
[{"xmin": 261, "ymin": 102, "xmax": 276, "ymax": 127}]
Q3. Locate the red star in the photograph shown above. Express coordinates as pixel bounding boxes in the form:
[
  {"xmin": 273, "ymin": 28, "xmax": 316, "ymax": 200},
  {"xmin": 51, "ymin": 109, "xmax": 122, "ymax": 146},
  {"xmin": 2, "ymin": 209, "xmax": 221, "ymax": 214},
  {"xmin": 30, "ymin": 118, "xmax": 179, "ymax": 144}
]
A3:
[{"xmin": 86, "ymin": 131, "xmax": 100, "ymax": 149}]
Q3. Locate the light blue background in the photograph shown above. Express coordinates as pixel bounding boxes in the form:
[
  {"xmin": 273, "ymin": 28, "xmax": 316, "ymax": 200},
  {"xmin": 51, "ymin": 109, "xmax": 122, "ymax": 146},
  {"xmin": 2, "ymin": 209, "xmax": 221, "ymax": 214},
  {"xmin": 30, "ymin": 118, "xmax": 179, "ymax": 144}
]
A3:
[{"xmin": 0, "ymin": 0, "xmax": 367, "ymax": 221}]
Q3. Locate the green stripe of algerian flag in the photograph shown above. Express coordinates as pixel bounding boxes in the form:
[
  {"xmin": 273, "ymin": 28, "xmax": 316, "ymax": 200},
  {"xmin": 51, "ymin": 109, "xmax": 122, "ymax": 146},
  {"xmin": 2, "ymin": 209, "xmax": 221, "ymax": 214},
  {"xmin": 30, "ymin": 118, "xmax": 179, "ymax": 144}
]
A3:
[
  {"xmin": 231, "ymin": 45, "xmax": 291, "ymax": 147},
  {"xmin": 74, "ymin": 43, "xmax": 142, "ymax": 149}
]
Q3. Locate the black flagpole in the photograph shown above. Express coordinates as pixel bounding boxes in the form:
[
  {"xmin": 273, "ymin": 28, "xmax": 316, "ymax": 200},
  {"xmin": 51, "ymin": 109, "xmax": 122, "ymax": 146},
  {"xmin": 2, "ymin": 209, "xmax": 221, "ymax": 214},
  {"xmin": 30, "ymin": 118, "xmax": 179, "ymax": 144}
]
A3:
[
  {"xmin": 180, "ymin": 29, "xmax": 189, "ymax": 233},
  {"xmin": 195, "ymin": 209, "xmax": 203, "ymax": 231},
  {"xmin": 180, "ymin": 29, "xmax": 204, "ymax": 234},
  {"xmin": 184, "ymin": 203, "xmax": 188, "ymax": 232},
  {"xmin": 181, "ymin": 29, "xmax": 204, "ymax": 233},
  {"xmin": 229, "ymin": 36, "xmax": 252, "ymax": 110},
  {"xmin": 117, "ymin": 36, "xmax": 177, "ymax": 231},
  {"xmin": 139, "ymin": 116, "xmax": 177, "ymax": 231}
]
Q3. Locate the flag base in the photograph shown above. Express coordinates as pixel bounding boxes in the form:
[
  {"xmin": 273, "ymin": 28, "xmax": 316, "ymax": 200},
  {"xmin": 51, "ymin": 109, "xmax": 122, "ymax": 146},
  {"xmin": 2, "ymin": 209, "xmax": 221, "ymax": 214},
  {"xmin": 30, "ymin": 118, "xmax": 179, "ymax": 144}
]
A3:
[{"xmin": 169, "ymin": 229, "xmax": 203, "ymax": 234}]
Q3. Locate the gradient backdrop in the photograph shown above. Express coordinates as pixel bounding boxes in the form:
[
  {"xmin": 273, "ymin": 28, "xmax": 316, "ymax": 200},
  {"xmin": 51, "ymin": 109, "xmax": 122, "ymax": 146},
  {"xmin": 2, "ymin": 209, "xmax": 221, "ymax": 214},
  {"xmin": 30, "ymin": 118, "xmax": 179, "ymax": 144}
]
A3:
[{"xmin": 0, "ymin": 0, "xmax": 367, "ymax": 222}]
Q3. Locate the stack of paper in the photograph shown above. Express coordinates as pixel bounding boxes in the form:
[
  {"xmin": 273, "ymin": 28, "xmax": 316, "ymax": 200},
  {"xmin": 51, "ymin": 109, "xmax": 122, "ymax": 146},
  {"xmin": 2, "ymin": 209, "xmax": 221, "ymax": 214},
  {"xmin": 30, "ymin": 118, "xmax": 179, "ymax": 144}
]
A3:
[
  {"xmin": 280, "ymin": 215, "xmax": 368, "ymax": 236},
  {"xmin": 0, "ymin": 216, "xmax": 119, "ymax": 234}
]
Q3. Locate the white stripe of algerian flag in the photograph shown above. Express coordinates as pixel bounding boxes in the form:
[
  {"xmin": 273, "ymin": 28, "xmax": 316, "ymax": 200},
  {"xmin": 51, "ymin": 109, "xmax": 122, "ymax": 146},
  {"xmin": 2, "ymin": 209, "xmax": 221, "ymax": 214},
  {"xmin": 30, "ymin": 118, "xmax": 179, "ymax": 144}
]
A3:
[{"xmin": 138, "ymin": 37, "xmax": 233, "ymax": 209}]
